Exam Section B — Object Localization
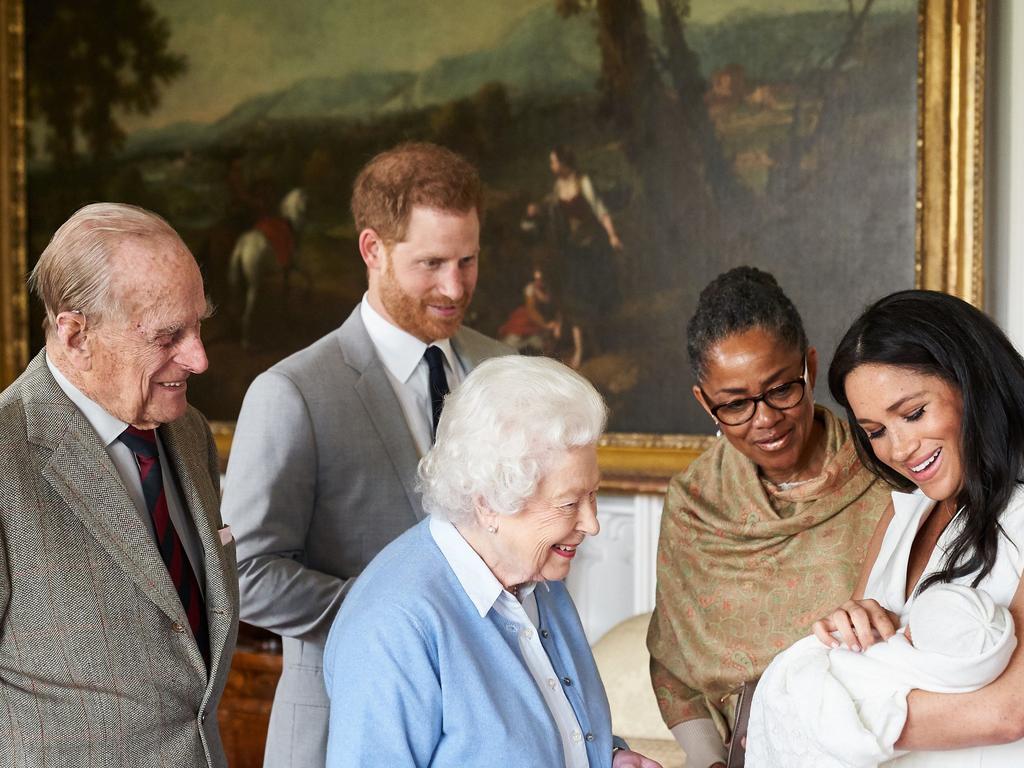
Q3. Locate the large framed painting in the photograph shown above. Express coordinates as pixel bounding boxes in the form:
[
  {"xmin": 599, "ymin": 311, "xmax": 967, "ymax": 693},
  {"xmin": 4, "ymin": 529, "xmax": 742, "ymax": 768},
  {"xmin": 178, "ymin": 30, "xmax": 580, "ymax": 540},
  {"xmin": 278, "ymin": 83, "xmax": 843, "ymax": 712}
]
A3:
[{"xmin": 0, "ymin": 0, "xmax": 985, "ymax": 488}]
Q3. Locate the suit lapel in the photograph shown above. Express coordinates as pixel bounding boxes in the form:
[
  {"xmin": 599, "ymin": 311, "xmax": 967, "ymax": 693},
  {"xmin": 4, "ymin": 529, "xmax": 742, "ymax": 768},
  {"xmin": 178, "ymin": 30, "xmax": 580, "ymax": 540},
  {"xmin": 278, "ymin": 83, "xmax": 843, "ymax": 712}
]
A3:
[
  {"xmin": 339, "ymin": 310, "xmax": 507, "ymax": 522},
  {"xmin": 26, "ymin": 354, "xmax": 223, "ymax": 681},
  {"xmin": 451, "ymin": 326, "xmax": 501, "ymax": 370},
  {"xmin": 41, "ymin": 420, "xmax": 188, "ymax": 629},
  {"xmin": 354, "ymin": 359, "xmax": 424, "ymax": 521},
  {"xmin": 451, "ymin": 327, "xmax": 481, "ymax": 370},
  {"xmin": 340, "ymin": 310, "xmax": 425, "ymax": 521},
  {"xmin": 159, "ymin": 419, "xmax": 236, "ymax": 682}
]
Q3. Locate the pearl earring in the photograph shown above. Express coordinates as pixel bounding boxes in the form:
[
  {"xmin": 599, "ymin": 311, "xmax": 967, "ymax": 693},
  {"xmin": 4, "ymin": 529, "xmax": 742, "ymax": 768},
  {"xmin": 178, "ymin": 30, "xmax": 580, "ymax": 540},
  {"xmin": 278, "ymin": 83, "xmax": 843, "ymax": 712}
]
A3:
[{"xmin": 487, "ymin": 524, "xmax": 497, "ymax": 534}]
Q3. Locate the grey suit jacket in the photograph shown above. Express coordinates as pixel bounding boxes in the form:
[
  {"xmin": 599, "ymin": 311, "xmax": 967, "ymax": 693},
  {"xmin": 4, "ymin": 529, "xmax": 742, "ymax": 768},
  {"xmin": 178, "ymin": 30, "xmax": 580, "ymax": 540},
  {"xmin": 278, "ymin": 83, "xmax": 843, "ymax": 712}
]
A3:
[
  {"xmin": 0, "ymin": 352, "xmax": 240, "ymax": 768},
  {"xmin": 222, "ymin": 306, "xmax": 511, "ymax": 768}
]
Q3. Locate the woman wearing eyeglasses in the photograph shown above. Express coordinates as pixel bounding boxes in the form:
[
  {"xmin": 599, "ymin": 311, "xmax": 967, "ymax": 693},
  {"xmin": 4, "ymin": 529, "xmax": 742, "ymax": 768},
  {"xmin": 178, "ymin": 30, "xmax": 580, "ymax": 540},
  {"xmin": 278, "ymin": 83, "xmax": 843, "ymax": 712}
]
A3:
[{"xmin": 646, "ymin": 267, "xmax": 892, "ymax": 768}]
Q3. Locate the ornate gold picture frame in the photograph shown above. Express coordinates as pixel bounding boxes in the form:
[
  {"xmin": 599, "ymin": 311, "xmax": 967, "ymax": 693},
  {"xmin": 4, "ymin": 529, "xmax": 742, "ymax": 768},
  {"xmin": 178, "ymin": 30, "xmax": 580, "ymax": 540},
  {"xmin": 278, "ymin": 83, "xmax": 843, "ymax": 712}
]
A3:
[{"xmin": 0, "ymin": 0, "xmax": 985, "ymax": 490}]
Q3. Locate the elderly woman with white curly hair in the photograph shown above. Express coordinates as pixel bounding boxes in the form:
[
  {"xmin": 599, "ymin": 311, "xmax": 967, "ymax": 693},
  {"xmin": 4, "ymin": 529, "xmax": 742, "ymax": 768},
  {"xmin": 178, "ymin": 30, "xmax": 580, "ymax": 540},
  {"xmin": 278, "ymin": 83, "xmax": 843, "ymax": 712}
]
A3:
[{"xmin": 322, "ymin": 356, "xmax": 661, "ymax": 768}]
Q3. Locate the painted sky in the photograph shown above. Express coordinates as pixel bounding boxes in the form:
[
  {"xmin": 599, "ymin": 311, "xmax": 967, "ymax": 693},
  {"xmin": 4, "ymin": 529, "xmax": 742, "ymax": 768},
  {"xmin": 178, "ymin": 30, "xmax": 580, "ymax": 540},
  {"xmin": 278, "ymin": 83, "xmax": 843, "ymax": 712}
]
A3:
[{"xmin": 126, "ymin": 0, "xmax": 912, "ymax": 133}]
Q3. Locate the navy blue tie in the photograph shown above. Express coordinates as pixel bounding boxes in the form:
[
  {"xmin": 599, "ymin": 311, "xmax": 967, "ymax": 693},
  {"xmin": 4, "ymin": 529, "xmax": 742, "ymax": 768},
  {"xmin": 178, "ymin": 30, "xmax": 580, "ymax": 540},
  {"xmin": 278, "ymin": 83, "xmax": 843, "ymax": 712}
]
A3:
[{"xmin": 424, "ymin": 346, "xmax": 449, "ymax": 440}]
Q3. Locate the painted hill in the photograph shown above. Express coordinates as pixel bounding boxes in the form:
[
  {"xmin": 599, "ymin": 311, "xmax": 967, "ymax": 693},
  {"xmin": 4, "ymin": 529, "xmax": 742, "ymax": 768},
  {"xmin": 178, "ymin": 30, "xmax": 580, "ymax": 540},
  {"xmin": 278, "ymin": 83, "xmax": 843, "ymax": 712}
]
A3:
[{"xmin": 122, "ymin": 5, "xmax": 914, "ymax": 156}]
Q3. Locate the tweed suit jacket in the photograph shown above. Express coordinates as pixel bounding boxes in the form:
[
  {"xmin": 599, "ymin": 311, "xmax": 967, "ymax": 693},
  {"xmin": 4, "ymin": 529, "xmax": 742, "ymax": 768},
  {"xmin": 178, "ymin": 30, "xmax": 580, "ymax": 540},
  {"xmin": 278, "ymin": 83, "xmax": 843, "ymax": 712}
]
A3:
[
  {"xmin": 222, "ymin": 305, "xmax": 512, "ymax": 768},
  {"xmin": 0, "ymin": 352, "xmax": 240, "ymax": 768}
]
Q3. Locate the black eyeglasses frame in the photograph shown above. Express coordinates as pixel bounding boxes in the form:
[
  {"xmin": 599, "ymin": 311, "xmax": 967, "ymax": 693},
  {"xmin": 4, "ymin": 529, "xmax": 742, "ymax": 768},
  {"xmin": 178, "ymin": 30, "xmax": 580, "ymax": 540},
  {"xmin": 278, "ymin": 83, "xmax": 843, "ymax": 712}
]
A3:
[{"xmin": 701, "ymin": 361, "xmax": 809, "ymax": 427}]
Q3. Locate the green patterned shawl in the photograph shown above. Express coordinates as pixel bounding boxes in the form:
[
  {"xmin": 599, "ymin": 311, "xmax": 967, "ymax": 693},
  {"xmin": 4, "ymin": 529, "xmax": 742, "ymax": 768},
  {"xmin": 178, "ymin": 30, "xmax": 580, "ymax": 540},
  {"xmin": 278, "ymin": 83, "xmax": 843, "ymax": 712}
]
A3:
[{"xmin": 647, "ymin": 406, "xmax": 890, "ymax": 740}]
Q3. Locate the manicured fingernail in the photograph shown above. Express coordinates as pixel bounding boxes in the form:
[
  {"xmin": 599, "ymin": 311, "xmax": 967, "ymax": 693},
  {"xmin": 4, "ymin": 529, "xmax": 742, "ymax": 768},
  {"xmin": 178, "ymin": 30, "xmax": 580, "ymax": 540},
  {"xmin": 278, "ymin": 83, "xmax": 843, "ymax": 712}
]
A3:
[
  {"xmin": 851, "ymin": 644, "xmax": 861, "ymax": 652},
  {"xmin": 830, "ymin": 640, "xmax": 840, "ymax": 649}
]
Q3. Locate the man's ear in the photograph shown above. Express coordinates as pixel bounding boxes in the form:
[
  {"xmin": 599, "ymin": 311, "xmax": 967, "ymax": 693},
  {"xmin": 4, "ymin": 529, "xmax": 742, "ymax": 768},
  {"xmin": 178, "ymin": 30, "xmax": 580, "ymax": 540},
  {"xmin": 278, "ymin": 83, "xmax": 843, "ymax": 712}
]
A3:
[
  {"xmin": 54, "ymin": 311, "xmax": 92, "ymax": 371},
  {"xmin": 358, "ymin": 228, "xmax": 387, "ymax": 271}
]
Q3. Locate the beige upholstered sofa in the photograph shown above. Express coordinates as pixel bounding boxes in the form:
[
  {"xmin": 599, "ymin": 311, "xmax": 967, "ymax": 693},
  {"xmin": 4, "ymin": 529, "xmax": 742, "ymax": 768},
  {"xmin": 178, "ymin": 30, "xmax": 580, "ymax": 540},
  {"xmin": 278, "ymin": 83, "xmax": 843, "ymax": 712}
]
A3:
[{"xmin": 591, "ymin": 613, "xmax": 687, "ymax": 767}]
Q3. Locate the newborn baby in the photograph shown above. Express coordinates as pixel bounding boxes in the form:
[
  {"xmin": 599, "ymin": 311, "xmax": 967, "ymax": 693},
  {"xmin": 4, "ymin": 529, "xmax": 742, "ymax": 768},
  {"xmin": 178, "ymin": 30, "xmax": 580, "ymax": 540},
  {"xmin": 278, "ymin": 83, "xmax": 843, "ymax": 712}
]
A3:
[{"xmin": 745, "ymin": 584, "xmax": 1016, "ymax": 768}]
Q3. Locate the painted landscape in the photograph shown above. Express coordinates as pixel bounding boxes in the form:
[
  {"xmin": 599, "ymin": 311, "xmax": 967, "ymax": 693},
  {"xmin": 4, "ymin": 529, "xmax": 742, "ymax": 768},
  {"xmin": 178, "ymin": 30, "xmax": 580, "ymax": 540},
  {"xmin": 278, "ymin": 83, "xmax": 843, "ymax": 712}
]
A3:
[{"xmin": 25, "ymin": 0, "xmax": 918, "ymax": 434}]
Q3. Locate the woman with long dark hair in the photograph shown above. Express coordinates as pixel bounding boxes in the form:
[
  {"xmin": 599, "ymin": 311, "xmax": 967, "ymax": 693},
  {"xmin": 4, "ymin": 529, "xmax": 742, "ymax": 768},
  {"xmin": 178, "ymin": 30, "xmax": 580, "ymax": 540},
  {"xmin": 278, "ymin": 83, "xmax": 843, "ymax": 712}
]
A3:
[{"xmin": 813, "ymin": 289, "xmax": 1024, "ymax": 763}]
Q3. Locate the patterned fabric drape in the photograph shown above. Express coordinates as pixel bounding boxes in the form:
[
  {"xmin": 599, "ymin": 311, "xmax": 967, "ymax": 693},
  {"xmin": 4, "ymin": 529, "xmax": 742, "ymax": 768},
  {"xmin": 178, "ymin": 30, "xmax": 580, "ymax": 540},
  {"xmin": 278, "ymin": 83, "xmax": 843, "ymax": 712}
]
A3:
[{"xmin": 647, "ymin": 406, "xmax": 892, "ymax": 740}]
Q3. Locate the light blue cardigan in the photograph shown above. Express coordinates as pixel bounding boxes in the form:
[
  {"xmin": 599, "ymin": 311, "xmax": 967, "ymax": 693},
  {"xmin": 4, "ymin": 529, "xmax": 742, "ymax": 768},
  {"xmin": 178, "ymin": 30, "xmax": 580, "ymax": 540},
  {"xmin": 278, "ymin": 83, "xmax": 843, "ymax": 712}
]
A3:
[{"xmin": 323, "ymin": 517, "xmax": 619, "ymax": 767}]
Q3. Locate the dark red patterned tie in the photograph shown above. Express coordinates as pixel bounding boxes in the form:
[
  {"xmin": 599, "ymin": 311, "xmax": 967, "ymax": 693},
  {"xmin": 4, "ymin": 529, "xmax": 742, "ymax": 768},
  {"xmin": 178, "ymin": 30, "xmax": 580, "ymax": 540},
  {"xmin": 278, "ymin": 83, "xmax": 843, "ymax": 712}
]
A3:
[{"xmin": 118, "ymin": 426, "xmax": 209, "ymax": 667}]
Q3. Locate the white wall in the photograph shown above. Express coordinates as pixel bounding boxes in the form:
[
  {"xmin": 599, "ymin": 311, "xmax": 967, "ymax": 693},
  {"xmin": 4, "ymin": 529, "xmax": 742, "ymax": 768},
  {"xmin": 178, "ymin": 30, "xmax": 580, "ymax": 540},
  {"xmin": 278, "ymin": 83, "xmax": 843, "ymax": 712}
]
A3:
[
  {"xmin": 988, "ymin": 0, "xmax": 1024, "ymax": 346},
  {"xmin": 564, "ymin": 493, "xmax": 663, "ymax": 643}
]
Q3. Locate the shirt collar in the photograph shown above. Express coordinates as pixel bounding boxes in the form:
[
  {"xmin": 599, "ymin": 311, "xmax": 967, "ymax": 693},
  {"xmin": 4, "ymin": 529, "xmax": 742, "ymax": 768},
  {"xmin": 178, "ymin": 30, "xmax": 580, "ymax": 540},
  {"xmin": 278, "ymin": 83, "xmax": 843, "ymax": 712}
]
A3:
[
  {"xmin": 46, "ymin": 353, "xmax": 129, "ymax": 447},
  {"xmin": 429, "ymin": 516, "xmax": 537, "ymax": 618},
  {"xmin": 892, "ymin": 487, "xmax": 931, "ymax": 518},
  {"xmin": 360, "ymin": 294, "xmax": 458, "ymax": 383}
]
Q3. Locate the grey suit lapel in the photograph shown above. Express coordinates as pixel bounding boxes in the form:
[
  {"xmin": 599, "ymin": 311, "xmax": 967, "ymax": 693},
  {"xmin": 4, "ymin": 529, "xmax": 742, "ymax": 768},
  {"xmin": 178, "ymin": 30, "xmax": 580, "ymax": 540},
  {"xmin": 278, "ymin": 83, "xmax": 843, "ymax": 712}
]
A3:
[
  {"xmin": 160, "ymin": 419, "xmax": 235, "ymax": 678},
  {"xmin": 452, "ymin": 326, "xmax": 504, "ymax": 370},
  {"xmin": 40, "ymin": 416, "xmax": 189, "ymax": 630},
  {"xmin": 24, "ymin": 355, "xmax": 203, "ymax": 667},
  {"xmin": 339, "ymin": 309, "xmax": 424, "ymax": 521}
]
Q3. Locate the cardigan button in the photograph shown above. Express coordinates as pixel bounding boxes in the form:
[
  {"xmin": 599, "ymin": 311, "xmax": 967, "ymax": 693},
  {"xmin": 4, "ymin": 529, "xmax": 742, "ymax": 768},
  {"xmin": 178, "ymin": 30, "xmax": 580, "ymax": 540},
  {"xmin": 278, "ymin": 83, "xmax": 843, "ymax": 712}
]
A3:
[
  {"xmin": 585, "ymin": 732, "xmax": 595, "ymax": 742},
  {"xmin": 541, "ymin": 629, "xmax": 550, "ymax": 639},
  {"xmin": 562, "ymin": 676, "xmax": 572, "ymax": 686}
]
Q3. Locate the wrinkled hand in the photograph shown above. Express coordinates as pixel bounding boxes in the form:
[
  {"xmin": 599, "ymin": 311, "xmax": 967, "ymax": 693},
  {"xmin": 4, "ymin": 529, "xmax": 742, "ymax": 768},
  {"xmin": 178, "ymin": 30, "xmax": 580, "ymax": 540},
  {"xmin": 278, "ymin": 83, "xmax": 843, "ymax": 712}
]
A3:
[
  {"xmin": 812, "ymin": 598, "xmax": 900, "ymax": 652},
  {"xmin": 612, "ymin": 748, "xmax": 663, "ymax": 768}
]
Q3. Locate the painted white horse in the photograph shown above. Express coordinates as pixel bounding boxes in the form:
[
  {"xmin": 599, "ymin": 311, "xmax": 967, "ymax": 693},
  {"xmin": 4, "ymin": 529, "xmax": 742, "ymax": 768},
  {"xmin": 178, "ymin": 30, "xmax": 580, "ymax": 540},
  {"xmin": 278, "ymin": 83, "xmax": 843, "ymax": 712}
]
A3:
[{"xmin": 229, "ymin": 187, "xmax": 308, "ymax": 348}]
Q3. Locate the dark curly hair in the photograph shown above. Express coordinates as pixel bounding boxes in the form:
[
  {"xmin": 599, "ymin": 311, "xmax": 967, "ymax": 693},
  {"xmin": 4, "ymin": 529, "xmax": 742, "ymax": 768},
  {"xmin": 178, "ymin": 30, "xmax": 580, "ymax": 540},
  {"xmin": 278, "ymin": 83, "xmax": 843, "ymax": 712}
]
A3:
[
  {"xmin": 829, "ymin": 289, "xmax": 1024, "ymax": 593},
  {"xmin": 687, "ymin": 266, "xmax": 808, "ymax": 380}
]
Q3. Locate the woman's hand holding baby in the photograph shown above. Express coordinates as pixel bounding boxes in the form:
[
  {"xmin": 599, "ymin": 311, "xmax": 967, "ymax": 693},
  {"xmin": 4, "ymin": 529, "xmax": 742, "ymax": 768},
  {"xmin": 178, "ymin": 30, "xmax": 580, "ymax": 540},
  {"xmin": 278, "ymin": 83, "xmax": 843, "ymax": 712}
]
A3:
[{"xmin": 813, "ymin": 598, "xmax": 901, "ymax": 652}]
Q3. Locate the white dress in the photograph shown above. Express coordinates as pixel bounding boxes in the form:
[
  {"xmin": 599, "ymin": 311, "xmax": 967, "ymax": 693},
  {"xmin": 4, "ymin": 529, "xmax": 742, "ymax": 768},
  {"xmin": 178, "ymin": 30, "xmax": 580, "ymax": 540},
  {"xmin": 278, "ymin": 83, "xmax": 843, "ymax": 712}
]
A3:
[{"xmin": 862, "ymin": 486, "xmax": 1024, "ymax": 766}]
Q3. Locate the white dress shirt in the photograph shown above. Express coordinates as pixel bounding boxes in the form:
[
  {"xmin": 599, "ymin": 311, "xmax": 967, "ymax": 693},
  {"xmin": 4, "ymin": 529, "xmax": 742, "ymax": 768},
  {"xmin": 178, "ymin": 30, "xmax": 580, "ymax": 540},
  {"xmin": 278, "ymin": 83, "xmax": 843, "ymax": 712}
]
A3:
[
  {"xmin": 360, "ymin": 295, "xmax": 466, "ymax": 456},
  {"xmin": 46, "ymin": 354, "xmax": 206, "ymax": 592},
  {"xmin": 429, "ymin": 517, "xmax": 590, "ymax": 768}
]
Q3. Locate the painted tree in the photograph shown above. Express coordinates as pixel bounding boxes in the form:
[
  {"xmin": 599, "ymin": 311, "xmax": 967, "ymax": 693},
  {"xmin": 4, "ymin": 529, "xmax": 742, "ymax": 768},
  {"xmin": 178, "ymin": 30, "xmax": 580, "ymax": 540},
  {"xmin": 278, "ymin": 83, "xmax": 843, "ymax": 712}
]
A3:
[
  {"xmin": 26, "ymin": 0, "xmax": 187, "ymax": 168},
  {"xmin": 766, "ymin": 0, "xmax": 878, "ymax": 199},
  {"xmin": 556, "ymin": 0, "xmax": 726, "ymax": 276},
  {"xmin": 555, "ymin": 0, "xmax": 881, "ymax": 269}
]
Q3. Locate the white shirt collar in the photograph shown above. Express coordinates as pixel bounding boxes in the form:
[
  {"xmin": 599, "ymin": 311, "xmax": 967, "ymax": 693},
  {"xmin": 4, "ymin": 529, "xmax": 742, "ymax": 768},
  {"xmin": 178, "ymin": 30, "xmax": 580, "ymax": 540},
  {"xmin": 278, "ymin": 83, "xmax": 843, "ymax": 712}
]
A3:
[
  {"xmin": 891, "ymin": 487, "xmax": 932, "ymax": 519},
  {"xmin": 45, "ymin": 353, "xmax": 128, "ymax": 447},
  {"xmin": 360, "ymin": 294, "xmax": 458, "ymax": 383},
  {"xmin": 429, "ymin": 516, "xmax": 537, "ymax": 618}
]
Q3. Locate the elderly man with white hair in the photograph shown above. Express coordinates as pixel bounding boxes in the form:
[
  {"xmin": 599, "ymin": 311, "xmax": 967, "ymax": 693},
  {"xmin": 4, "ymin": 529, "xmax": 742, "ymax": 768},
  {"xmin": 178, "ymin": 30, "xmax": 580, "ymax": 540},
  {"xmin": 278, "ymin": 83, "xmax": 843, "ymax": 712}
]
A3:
[
  {"xmin": 322, "ymin": 355, "xmax": 661, "ymax": 768},
  {"xmin": 0, "ymin": 203, "xmax": 238, "ymax": 766}
]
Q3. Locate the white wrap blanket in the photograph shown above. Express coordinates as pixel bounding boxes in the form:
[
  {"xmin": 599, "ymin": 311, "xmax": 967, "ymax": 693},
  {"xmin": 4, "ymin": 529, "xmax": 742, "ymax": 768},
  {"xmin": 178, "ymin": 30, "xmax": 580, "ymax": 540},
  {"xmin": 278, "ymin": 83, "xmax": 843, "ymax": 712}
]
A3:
[{"xmin": 745, "ymin": 585, "xmax": 1016, "ymax": 768}]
